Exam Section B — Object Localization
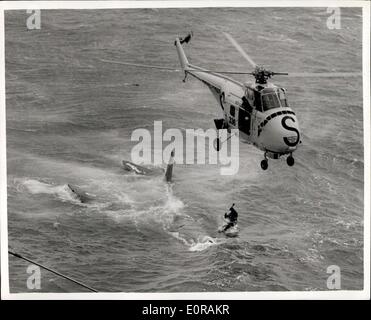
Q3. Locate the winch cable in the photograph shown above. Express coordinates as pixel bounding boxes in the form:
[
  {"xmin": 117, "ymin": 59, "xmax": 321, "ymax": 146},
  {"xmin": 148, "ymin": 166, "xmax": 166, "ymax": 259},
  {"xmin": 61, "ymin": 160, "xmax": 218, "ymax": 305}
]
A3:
[{"xmin": 8, "ymin": 250, "xmax": 98, "ymax": 292}]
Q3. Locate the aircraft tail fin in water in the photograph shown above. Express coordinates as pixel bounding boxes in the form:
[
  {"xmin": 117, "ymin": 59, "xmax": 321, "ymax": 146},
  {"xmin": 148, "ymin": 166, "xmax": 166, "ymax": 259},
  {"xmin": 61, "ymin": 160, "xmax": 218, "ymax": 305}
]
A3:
[
  {"xmin": 174, "ymin": 32, "xmax": 192, "ymax": 71},
  {"xmin": 165, "ymin": 151, "xmax": 175, "ymax": 182},
  {"xmin": 67, "ymin": 184, "xmax": 92, "ymax": 203}
]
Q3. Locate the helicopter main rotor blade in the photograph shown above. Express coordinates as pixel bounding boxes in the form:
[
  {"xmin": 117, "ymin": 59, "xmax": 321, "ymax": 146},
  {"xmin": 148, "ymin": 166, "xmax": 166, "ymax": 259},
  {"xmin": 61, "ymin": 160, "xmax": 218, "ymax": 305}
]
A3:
[
  {"xmin": 100, "ymin": 59, "xmax": 181, "ymax": 72},
  {"xmin": 223, "ymin": 32, "xmax": 257, "ymax": 68},
  {"xmin": 100, "ymin": 59, "xmax": 254, "ymax": 75},
  {"xmin": 206, "ymin": 71, "xmax": 254, "ymax": 74},
  {"xmin": 100, "ymin": 59, "xmax": 361, "ymax": 79},
  {"xmin": 284, "ymin": 72, "xmax": 362, "ymax": 78}
]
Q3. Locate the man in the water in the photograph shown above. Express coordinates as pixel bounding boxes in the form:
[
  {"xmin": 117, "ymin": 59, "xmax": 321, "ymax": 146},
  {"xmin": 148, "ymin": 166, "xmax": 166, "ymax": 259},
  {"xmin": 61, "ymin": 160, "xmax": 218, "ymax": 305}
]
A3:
[{"xmin": 222, "ymin": 203, "xmax": 238, "ymax": 232}]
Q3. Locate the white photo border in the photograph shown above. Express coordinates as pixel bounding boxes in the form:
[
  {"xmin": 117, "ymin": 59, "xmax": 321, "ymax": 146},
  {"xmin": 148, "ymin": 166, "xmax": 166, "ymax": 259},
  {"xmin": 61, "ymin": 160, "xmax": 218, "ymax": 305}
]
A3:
[{"xmin": 0, "ymin": 0, "xmax": 369, "ymax": 300}]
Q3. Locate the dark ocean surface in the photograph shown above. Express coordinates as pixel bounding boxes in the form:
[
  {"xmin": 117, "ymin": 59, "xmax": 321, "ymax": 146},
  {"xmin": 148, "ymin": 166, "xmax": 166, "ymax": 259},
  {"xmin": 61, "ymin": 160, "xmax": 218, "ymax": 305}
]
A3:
[{"xmin": 6, "ymin": 8, "xmax": 363, "ymax": 292}]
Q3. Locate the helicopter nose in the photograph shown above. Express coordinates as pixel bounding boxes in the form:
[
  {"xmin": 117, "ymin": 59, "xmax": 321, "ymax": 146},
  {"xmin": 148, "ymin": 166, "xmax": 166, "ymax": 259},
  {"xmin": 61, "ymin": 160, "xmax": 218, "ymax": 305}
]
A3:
[{"xmin": 258, "ymin": 112, "xmax": 301, "ymax": 153}]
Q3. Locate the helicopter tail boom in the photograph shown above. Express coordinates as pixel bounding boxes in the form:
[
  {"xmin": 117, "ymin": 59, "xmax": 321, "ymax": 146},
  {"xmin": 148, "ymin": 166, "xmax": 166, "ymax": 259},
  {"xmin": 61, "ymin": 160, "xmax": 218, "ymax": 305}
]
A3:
[{"xmin": 174, "ymin": 33, "xmax": 192, "ymax": 72}]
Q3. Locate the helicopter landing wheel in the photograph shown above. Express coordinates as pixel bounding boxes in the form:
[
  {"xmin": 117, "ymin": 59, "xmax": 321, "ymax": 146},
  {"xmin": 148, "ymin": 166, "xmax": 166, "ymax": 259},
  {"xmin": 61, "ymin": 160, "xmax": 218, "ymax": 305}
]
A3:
[
  {"xmin": 260, "ymin": 159, "xmax": 268, "ymax": 170},
  {"xmin": 287, "ymin": 155, "xmax": 295, "ymax": 167},
  {"xmin": 213, "ymin": 137, "xmax": 221, "ymax": 152}
]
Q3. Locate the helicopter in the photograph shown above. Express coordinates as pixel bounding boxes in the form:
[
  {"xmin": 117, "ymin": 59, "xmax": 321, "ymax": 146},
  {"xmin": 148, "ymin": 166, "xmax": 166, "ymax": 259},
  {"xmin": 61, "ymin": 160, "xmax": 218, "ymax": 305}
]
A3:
[
  {"xmin": 101, "ymin": 32, "xmax": 361, "ymax": 170},
  {"xmin": 174, "ymin": 32, "xmax": 299, "ymax": 170}
]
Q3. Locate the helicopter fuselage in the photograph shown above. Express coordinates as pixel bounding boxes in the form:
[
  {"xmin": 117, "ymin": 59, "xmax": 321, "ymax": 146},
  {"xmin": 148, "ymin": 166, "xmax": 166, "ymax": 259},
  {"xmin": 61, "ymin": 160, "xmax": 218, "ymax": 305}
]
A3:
[{"xmin": 221, "ymin": 80, "xmax": 300, "ymax": 156}]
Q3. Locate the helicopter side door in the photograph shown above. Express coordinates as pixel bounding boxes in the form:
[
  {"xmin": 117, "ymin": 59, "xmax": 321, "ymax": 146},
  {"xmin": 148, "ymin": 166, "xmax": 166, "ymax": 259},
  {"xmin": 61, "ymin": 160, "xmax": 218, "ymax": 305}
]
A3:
[
  {"xmin": 228, "ymin": 104, "xmax": 237, "ymax": 128},
  {"xmin": 250, "ymin": 90, "xmax": 264, "ymax": 140},
  {"xmin": 238, "ymin": 107, "xmax": 250, "ymax": 136},
  {"xmin": 238, "ymin": 87, "xmax": 256, "ymax": 137}
]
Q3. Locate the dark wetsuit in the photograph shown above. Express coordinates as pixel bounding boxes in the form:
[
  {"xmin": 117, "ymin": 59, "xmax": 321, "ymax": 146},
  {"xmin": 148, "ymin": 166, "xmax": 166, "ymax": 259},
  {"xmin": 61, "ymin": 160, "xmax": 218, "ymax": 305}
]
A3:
[{"xmin": 223, "ymin": 206, "xmax": 238, "ymax": 231}]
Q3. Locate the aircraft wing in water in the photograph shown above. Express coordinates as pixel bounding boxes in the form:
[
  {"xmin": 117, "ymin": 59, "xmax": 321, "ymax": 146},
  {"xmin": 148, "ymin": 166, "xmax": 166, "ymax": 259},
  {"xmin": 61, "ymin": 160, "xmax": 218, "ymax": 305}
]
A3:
[
  {"xmin": 122, "ymin": 152, "xmax": 175, "ymax": 183},
  {"xmin": 122, "ymin": 160, "xmax": 164, "ymax": 176}
]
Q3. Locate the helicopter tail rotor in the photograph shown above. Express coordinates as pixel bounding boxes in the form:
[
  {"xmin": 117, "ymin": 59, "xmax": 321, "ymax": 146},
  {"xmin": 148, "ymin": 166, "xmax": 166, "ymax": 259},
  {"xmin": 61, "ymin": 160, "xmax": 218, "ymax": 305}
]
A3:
[{"xmin": 179, "ymin": 31, "xmax": 193, "ymax": 45}]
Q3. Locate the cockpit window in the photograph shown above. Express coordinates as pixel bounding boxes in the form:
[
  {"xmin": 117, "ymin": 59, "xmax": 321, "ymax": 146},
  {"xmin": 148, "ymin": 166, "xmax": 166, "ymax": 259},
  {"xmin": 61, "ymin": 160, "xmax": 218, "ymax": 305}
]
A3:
[
  {"xmin": 279, "ymin": 89, "xmax": 289, "ymax": 108},
  {"xmin": 262, "ymin": 93, "xmax": 281, "ymax": 111}
]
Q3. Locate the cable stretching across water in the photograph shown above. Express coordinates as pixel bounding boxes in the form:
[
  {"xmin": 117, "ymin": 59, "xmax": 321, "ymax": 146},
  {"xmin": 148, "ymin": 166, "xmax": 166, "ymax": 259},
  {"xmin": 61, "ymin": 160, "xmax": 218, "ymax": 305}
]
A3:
[{"xmin": 8, "ymin": 250, "xmax": 98, "ymax": 293}]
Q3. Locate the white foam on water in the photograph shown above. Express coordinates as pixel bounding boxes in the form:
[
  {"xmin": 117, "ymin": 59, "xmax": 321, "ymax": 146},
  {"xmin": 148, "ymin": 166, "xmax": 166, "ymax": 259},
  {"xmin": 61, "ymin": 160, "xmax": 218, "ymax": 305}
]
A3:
[
  {"xmin": 21, "ymin": 179, "xmax": 83, "ymax": 204},
  {"xmin": 106, "ymin": 180, "xmax": 186, "ymax": 230},
  {"xmin": 159, "ymin": 185, "xmax": 227, "ymax": 252},
  {"xmin": 188, "ymin": 236, "xmax": 227, "ymax": 252},
  {"xmin": 164, "ymin": 184, "xmax": 184, "ymax": 213},
  {"xmin": 169, "ymin": 232, "xmax": 226, "ymax": 252},
  {"xmin": 146, "ymin": 184, "xmax": 185, "ymax": 229},
  {"xmin": 18, "ymin": 178, "xmax": 116, "ymax": 214},
  {"xmin": 168, "ymin": 231, "xmax": 192, "ymax": 246},
  {"xmin": 107, "ymin": 182, "xmax": 208, "ymax": 246}
]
